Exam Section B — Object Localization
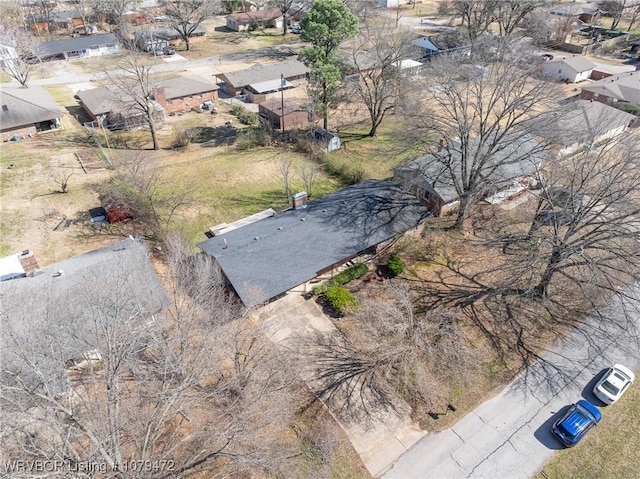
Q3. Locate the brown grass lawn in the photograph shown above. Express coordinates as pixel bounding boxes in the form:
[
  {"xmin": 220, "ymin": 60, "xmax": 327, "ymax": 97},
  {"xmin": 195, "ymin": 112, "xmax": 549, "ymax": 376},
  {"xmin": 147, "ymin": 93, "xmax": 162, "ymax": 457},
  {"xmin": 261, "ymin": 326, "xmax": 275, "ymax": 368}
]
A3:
[{"xmin": 536, "ymin": 384, "xmax": 640, "ymax": 479}]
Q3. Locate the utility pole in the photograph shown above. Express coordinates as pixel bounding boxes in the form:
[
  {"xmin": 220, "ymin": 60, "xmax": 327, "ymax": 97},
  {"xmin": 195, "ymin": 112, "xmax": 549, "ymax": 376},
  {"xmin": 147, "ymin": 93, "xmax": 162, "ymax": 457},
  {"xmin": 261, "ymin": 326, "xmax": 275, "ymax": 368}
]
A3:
[{"xmin": 281, "ymin": 73, "xmax": 285, "ymax": 133}]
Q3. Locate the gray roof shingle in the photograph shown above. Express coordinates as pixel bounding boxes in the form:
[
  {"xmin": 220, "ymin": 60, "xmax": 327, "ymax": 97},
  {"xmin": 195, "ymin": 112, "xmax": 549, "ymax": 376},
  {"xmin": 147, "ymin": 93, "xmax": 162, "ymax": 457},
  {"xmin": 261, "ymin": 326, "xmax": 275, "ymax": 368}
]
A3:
[
  {"xmin": 198, "ymin": 180, "xmax": 431, "ymax": 307},
  {"xmin": 394, "ymin": 131, "xmax": 545, "ymax": 204},
  {"xmin": 37, "ymin": 33, "xmax": 119, "ymax": 58},
  {"xmin": 156, "ymin": 76, "xmax": 219, "ymax": 99},
  {"xmin": 0, "ymin": 238, "xmax": 168, "ymax": 394},
  {"xmin": 1, "ymin": 87, "xmax": 63, "ymax": 131},
  {"xmin": 219, "ymin": 57, "xmax": 309, "ymax": 89}
]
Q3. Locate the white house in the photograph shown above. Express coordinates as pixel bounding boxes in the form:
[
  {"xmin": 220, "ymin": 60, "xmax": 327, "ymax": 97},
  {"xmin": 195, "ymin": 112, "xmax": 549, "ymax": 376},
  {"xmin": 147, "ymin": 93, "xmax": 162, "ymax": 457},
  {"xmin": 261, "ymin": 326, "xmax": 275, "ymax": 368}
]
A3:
[
  {"xmin": 550, "ymin": 100, "xmax": 636, "ymax": 156},
  {"xmin": 36, "ymin": 33, "xmax": 119, "ymax": 61},
  {"xmin": 0, "ymin": 35, "xmax": 17, "ymax": 68},
  {"xmin": 542, "ymin": 55, "xmax": 595, "ymax": 83}
]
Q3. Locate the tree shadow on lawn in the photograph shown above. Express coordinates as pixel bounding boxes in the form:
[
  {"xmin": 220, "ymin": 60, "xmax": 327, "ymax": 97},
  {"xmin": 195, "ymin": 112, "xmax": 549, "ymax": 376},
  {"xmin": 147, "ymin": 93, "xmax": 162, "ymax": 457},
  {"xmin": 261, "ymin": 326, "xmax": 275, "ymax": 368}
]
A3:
[
  {"xmin": 188, "ymin": 126, "xmax": 237, "ymax": 147},
  {"xmin": 220, "ymin": 189, "xmax": 289, "ymax": 210}
]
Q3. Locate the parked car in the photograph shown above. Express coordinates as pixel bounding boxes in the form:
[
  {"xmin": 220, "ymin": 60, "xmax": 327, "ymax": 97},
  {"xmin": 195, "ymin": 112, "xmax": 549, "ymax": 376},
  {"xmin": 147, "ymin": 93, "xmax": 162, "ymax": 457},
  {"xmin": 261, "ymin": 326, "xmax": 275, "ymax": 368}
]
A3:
[
  {"xmin": 163, "ymin": 45, "xmax": 176, "ymax": 55},
  {"xmin": 551, "ymin": 399, "xmax": 602, "ymax": 447},
  {"xmin": 593, "ymin": 364, "xmax": 635, "ymax": 404},
  {"xmin": 290, "ymin": 24, "xmax": 301, "ymax": 34}
]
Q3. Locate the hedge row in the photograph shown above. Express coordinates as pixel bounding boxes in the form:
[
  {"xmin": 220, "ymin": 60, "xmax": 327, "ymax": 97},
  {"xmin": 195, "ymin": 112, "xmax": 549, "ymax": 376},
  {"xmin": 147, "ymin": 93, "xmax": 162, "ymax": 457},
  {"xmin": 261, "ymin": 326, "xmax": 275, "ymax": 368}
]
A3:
[{"xmin": 311, "ymin": 263, "xmax": 369, "ymax": 295}]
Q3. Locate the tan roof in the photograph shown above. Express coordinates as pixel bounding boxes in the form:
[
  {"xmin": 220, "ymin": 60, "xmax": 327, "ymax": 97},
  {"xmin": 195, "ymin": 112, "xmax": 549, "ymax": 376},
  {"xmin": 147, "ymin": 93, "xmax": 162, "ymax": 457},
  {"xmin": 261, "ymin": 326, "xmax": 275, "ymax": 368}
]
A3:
[{"xmin": 227, "ymin": 8, "xmax": 282, "ymax": 24}]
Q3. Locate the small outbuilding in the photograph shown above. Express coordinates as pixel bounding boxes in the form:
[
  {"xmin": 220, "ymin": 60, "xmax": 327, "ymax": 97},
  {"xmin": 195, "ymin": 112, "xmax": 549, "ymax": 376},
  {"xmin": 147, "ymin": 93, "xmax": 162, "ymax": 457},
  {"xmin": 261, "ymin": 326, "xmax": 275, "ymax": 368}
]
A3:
[
  {"xmin": 312, "ymin": 127, "xmax": 341, "ymax": 152},
  {"xmin": 259, "ymin": 98, "xmax": 310, "ymax": 130}
]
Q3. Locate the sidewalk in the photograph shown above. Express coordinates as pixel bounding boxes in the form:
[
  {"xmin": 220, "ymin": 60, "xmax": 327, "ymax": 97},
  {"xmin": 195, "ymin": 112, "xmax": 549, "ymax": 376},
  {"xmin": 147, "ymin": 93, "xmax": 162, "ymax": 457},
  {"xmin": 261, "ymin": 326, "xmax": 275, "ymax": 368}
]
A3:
[{"xmin": 258, "ymin": 293, "xmax": 426, "ymax": 477}]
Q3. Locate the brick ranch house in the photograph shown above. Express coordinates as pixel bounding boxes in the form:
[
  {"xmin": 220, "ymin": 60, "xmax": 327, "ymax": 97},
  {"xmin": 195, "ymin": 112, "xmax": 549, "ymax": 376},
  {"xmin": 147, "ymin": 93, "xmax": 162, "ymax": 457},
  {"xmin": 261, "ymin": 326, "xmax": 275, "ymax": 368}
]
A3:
[
  {"xmin": 152, "ymin": 77, "xmax": 219, "ymax": 114},
  {"xmin": 197, "ymin": 180, "xmax": 431, "ymax": 307},
  {"xmin": 226, "ymin": 8, "xmax": 284, "ymax": 32},
  {"xmin": 215, "ymin": 57, "xmax": 309, "ymax": 100}
]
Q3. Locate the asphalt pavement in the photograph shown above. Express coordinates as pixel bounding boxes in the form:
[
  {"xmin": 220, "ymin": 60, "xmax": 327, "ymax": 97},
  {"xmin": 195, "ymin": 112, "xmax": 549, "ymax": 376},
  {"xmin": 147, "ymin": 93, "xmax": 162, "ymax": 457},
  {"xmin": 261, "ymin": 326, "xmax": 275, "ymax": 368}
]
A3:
[{"xmin": 382, "ymin": 286, "xmax": 640, "ymax": 479}]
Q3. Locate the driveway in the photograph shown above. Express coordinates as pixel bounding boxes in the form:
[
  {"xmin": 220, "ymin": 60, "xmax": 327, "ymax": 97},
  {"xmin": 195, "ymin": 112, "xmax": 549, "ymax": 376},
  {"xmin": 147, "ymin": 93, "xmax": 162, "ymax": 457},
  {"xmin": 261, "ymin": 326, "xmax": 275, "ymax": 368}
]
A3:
[
  {"xmin": 258, "ymin": 293, "xmax": 426, "ymax": 477},
  {"xmin": 383, "ymin": 287, "xmax": 640, "ymax": 479}
]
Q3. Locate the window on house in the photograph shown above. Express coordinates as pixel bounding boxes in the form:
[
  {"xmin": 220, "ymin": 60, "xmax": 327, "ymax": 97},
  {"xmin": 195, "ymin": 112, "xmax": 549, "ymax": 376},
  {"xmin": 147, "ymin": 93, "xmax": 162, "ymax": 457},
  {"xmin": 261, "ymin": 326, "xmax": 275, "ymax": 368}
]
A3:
[
  {"xmin": 197, "ymin": 93, "xmax": 203, "ymax": 98},
  {"xmin": 167, "ymin": 99, "xmax": 172, "ymax": 105},
  {"xmin": 2, "ymin": 105, "xmax": 8, "ymax": 112}
]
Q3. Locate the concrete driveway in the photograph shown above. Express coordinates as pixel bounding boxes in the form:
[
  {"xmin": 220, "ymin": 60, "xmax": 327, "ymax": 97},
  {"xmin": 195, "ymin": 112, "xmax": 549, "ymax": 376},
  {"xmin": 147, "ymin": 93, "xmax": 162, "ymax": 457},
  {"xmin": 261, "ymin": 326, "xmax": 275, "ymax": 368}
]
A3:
[
  {"xmin": 258, "ymin": 293, "xmax": 426, "ymax": 477},
  {"xmin": 383, "ymin": 288, "xmax": 640, "ymax": 479}
]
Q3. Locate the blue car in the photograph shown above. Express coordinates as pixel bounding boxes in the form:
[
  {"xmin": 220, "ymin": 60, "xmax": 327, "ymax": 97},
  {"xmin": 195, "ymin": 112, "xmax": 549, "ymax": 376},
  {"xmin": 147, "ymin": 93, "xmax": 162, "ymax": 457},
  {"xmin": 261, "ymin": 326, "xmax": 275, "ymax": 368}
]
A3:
[{"xmin": 551, "ymin": 399, "xmax": 602, "ymax": 447}]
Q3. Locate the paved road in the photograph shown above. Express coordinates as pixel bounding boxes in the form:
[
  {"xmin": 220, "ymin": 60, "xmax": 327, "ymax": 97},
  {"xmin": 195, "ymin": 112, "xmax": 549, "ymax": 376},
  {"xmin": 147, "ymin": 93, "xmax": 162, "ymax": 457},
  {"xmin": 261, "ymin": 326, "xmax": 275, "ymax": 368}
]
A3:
[
  {"xmin": 382, "ymin": 287, "xmax": 640, "ymax": 479},
  {"xmin": 2, "ymin": 44, "xmax": 304, "ymax": 88}
]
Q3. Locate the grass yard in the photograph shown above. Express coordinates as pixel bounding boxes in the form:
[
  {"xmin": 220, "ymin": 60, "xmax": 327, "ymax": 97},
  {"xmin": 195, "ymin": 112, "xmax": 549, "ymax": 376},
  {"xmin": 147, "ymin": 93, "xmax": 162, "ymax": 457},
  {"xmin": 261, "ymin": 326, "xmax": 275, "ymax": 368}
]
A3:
[
  {"xmin": 536, "ymin": 384, "xmax": 640, "ymax": 479},
  {"xmin": 323, "ymin": 118, "xmax": 420, "ymax": 181}
]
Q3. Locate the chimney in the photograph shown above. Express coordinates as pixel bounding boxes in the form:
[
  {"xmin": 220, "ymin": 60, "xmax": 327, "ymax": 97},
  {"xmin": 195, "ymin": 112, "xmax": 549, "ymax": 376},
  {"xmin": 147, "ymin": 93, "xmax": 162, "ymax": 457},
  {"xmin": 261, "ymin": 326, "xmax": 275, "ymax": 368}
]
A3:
[
  {"xmin": 153, "ymin": 86, "xmax": 166, "ymax": 107},
  {"xmin": 292, "ymin": 191, "xmax": 308, "ymax": 209}
]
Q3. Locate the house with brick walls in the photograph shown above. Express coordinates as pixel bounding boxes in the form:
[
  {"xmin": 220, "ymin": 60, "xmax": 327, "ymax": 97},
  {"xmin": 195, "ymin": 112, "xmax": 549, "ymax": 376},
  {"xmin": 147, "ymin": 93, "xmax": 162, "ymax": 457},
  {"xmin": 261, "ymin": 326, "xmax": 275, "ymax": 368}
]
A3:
[{"xmin": 152, "ymin": 76, "xmax": 219, "ymax": 114}]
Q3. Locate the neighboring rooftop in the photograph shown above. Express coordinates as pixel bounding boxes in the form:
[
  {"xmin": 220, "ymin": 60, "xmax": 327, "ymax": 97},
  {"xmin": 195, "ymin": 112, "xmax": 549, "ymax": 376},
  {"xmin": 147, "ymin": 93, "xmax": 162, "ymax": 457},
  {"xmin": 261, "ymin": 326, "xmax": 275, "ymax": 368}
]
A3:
[
  {"xmin": 581, "ymin": 71, "xmax": 640, "ymax": 103},
  {"xmin": 546, "ymin": 55, "xmax": 596, "ymax": 72},
  {"xmin": 0, "ymin": 87, "xmax": 63, "ymax": 130},
  {"xmin": 218, "ymin": 57, "xmax": 309, "ymax": 88},
  {"xmin": 394, "ymin": 131, "xmax": 545, "ymax": 205},
  {"xmin": 227, "ymin": 8, "xmax": 283, "ymax": 24},
  {"xmin": 547, "ymin": 99, "xmax": 635, "ymax": 146},
  {"xmin": 260, "ymin": 97, "xmax": 308, "ymax": 116},
  {"xmin": 198, "ymin": 180, "xmax": 431, "ymax": 307},
  {"xmin": 0, "ymin": 238, "xmax": 168, "ymax": 394},
  {"xmin": 156, "ymin": 76, "xmax": 219, "ymax": 99},
  {"xmin": 36, "ymin": 33, "xmax": 119, "ymax": 58}
]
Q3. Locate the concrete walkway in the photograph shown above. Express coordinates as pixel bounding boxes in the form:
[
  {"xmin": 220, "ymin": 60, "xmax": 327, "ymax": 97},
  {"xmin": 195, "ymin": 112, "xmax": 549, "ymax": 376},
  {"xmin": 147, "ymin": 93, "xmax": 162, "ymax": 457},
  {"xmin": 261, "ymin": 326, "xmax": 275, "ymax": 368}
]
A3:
[{"xmin": 258, "ymin": 293, "xmax": 426, "ymax": 477}]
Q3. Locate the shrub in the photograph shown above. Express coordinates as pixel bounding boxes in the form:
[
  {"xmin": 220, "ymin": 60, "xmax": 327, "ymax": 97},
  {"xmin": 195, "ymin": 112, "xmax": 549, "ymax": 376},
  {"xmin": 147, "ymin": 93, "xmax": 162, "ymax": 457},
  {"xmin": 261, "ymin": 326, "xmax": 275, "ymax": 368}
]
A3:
[
  {"xmin": 331, "ymin": 263, "xmax": 368, "ymax": 286},
  {"xmin": 312, "ymin": 284, "xmax": 329, "ymax": 295},
  {"xmin": 325, "ymin": 286, "xmax": 359, "ymax": 314},
  {"xmin": 170, "ymin": 128, "xmax": 190, "ymax": 149},
  {"xmin": 236, "ymin": 128, "xmax": 271, "ymax": 150},
  {"xmin": 231, "ymin": 105, "xmax": 259, "ymax": 125},
  {"xmin": 387, "ymin": 255, "xmax": 404, "ymax": 277}
]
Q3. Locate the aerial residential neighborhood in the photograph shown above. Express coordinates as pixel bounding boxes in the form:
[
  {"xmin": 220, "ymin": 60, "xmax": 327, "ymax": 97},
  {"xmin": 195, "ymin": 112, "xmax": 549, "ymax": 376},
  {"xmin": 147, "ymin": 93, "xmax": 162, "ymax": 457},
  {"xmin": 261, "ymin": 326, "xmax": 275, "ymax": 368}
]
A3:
[{"xmin": 1, "ymin": 1, "xmax": 640, "ymax": 478}]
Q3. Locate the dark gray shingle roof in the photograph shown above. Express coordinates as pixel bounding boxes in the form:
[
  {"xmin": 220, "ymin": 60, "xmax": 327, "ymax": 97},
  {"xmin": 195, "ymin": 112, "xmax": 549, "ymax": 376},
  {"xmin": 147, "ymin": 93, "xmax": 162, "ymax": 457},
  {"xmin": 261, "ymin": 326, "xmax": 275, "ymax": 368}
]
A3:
[
  {"xmin": 1, "ymin": 87, "xmax": 63, "ymax": 131},
  {"xmin": 37, "ymin": 33, "xmax": 119, "ymax": 58},
  {"xmin": 198, "ymin": 180, "xmax": 431, "ymax": 307}
]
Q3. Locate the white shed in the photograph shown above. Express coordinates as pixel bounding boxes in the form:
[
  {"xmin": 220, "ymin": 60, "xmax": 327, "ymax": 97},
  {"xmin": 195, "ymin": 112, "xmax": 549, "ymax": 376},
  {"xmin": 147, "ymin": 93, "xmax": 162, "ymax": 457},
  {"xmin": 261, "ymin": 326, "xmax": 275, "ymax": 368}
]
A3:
[{"xmin": 313, "ymin": 127, "xmax": 341, "ymax": 152}]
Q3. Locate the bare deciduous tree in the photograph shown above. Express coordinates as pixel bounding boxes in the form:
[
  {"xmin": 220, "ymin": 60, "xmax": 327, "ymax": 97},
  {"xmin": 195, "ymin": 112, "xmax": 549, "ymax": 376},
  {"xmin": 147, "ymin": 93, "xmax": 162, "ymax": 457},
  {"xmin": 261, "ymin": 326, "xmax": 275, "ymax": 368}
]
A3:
[
  {"xmin": 0, "ymin": 27, "xmax": 38, "ymax": 86},
  {"xmin": 402, "ymin": 53, "xmax": 560, "ymax": 229},
  {"xmin": 269, "ymin": 0, "xmax": 310, "ymax": 34},
  {"xmin": 98, "ymin": 152, "xmax": 192, "ymax": 236},
  {"xmin": 305, "ymin": 282, "xmax": 477, "ymax": 417},
  {"xmin": 165, "ymin": 0, "xmax": 216, "ymax": 51},
  {"xmin": 106, "ymin": 52, "xmax": 162, "ymax": 150},
  {"xmin": 1, "ymin": 237, "xmax": 300, "ymax": 478},
  {"xmin": 348, "ymin": 23, "xmax": 417, "ymax": 137}
]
